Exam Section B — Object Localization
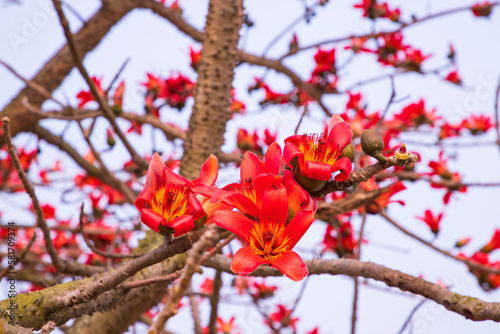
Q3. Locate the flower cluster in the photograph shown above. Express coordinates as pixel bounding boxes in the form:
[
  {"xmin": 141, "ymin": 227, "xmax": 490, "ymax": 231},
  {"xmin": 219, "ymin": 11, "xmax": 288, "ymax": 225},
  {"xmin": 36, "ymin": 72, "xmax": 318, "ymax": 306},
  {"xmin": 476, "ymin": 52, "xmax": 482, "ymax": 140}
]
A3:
[{"xmin": 135, "ymin": 115, "xmax": 354, "ymax": 281}]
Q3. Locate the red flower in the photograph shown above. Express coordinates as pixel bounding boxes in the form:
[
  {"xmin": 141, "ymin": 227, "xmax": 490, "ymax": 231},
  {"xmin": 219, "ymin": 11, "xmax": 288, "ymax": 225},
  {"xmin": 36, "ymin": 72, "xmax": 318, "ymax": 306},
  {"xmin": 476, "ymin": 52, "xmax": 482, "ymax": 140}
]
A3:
[
  {"xmin": 189, "ymin": 46, "xmax": 202, "ymax": 71},
  {"xmin": 207, "ymin": 143, "xmax": 316, "ymax": 219},
  {"xmin": 480, "ymin": 229, "xmax": 500, "ymax": 253},
  {"xmin": 461, "ymin": 114, "xmax": 493, "ymax": 135},
  {"xmin": 360, "ymin": 179, "xmax": 406, "ymax": 214},
  {"xmin": 438, "ymin": 122, "xmax": 462, "ymax": 140},
  {"xmin": 200, "ymin": 277, "xmax": 214, "ymax": 295},
  {"xmin": 76, "ymin": 76, "xmax": 104, "ymax": 108},
  {"xmin": 284, "ymin": 114, "xmax": 353, "ymax": 182},
  {"xmin": 396, "ymin": 47, "xmax": 431, "ymax": 72},
  {"xmin": 445, "ymin": 70, "xmax": 461, "ymax": 85},
  {"xmin": 472, "ymin": 2, "xmax": 493, "ymax": 17},
  {"xmin": 134, "ymin": 153, "xmax": 206, "ymax": 236},
  {"xmin": 312, "ymin": 47, "xmax": 336, "ymax": 76},
  {"xmin": 214, "ymin": 183, "xmax": 314, "ymax": 281},
  {"xmin": 266, "ymin": 304, "xmax": 299, "ymax": 330},
  {"xmin": 250, "ymin": 279, "xmax": 277, "ymax": 300},
  {"xmin": 416, "ymin": 209, "xmax": 444, "ymax": 235},
  {"xmin": 344, "ymin": 37, "xmax": 370, "ymax": 53}
]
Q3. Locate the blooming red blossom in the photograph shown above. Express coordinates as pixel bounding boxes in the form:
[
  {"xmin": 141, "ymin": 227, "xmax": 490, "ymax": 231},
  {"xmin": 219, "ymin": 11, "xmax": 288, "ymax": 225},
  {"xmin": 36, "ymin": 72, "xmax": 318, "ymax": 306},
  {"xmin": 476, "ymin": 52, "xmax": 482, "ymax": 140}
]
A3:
[
  {"xmin": 265, "ymin": 304, "xmax": 299, "ymax": 330},
  {"xmin": 134, "ymin": 153, "xmax": 207, "ymax": 236},
  {"xmin": 322, "ymin": 221, "xmax": 358, "ymax": 258},
  {"xmin": 445, "ymin": 70, "xmax": 461, "ymax": 85},
  {"xmin": 480, "ymin": 229, "xmax": 500, "ymax": 253},
  {"xmin": 461, "ymin": 114, "xmax": 493, "ymax": 135},
  {"xmin": 284, "ymin": 114, "xmax": 353, "ymax": 182},
  {"xmin": 396, "ymin": 47, "xmax": 431, "ymax": 72},
  {"xmin": 312, "ymin": 47, "xmax": 336, "ymax": 76},
  {"xmin": 214, "ymin": 183, "xmax": 314, "ymax": 281},
  {"xmin": 388, "ymin": 99, "xmax": 439, "ymax": 130},
  {"xmin": 250, "ymin": 279, "xmax": 278, "ymax": 300},
  {"xmin": 200, "ymin": 277, "xmax": 214, "ymax": 295},
  {"xmin": 208, "ymin": 143, "xmax": 316, "ymax": 218},
  {"xmin": 189, "ymin": 46, "xmax": 202, "ymax": 71},
  {"xmin": 438, "ymin": 122, "xmax": 462, "ymax": 140},
  {"xmin": 344, "ymin": 37, "xmax": 370, "ymax": 53},
  {"xmin": 360, "ymin": 179, "xmax": 406, "ymax": 214},
  {"xmin": 76, "ymin": 76, "xmax": 104, "ymax": 108},
  {"xmin": 416, "ymin": 209, "xmax": 444, "ymax": 235},
  {"xmin": 354, "ymin": 0, "xmax": 400, "ymax": 21}
]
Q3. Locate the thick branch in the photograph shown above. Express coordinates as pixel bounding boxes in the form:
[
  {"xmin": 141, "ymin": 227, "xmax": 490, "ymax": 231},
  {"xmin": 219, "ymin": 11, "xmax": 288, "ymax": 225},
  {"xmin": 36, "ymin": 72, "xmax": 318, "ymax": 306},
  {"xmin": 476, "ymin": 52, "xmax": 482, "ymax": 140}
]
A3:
[
  {"xmin": 311, "ymin": 153, "xmax": 419, "ymax": 197},
  {"xmin": 203, "ymin": 255, "xmax": 500, "ymax": 322},
  {"xmin": 179, "ymin": 0, "xmax": 243, "ymax": 179}
]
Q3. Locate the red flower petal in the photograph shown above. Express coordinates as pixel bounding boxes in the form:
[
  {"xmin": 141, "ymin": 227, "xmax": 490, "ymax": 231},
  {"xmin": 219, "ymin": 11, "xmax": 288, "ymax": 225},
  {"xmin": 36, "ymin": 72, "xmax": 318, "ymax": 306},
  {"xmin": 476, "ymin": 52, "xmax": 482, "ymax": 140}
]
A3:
[
  {"xmin": 260, "ymin": 184, "xmax": 288, "ymax": 223},
  {"xmin": 254, "ymin": 173, "xmax": 283, "ymax": 211},
  {"xmin": 214, "ymin": 210, "xmax": 253, "ymax": 243},
  {"xmin": 283, "ymin": 170, "xmax": 315, "ymax": 213},
  {"xmin": 168, "ymin": 215, "xmax": 195, "ymax": 237},
  {"xmin": 139, "ymin": 208, "xmax": 163, "ymax": 232},
  {"xmin": 264, "ymin": 142, "xmax": 282, "ymax": 175},
  {"xmin": 331, "ymin": 157, "xmax": 352, "ymax": 181},
  {"xmin": 303, "ymin": 161, "xmax": 334, "ymax": 181},
  {"xmin": 286, "ymin": 209, "xmax": 314, "ymax": 249},
  {"xmin": 231, "ymin": 246, "xmax": 266, "ymax": 276},
  {"xmin": 328, "ymin": 121, "xmax": 353, "ymax": 149},
  {"xmin": 211, "ymin": 190, "xmax": 261, "ymax": 218},
  {"xmin": 185, "ymin": 192, "xmax": 206, "ymax": 220},
  {"xmin": 163, "ymin": 165, "xmax": 190, "ymax": 187},
  {"xmin": 271, "ymin": 250, "xmax": 308, "ymax": 282},
  {"xmin": 327, "ymin": 114, "xmax": 345, "ymax": 135},
  {"xmin": 145, "ymin": 153, "xmax": 166, "ymax": 190},
  {"xmin": 241, "ymin": 151, "xmax": 264, "ymax": 182},
  {"xmin": 283, "ymin": 136, "xmax": 304, "ymax": 170},
  {"xmin": 198, "ymin": 154, "xmax": 218, "ymax": 186}
]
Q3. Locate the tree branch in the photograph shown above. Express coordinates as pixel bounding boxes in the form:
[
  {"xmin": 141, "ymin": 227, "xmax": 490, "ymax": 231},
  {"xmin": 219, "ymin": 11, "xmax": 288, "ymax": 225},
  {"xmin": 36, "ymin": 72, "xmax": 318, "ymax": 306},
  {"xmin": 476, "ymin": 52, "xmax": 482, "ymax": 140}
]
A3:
[{"xmin": 202, "ymin": 255, "xmax": 500, "ymax": 322}]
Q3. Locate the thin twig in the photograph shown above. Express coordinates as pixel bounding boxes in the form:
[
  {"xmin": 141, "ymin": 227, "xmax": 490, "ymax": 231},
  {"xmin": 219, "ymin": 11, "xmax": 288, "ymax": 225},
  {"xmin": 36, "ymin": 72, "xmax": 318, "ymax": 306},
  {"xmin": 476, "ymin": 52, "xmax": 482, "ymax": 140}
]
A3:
[
  {"xmin": 294, "ymin": 104, "xmax": 309, "ymax": 135},
  {"xmin": 79, "ymin": 204, "xmax": 143, "ymax": 259},
  {"xmin": 351, "ymin": 213, "xmax": 367, "ymax": 334},
  {"xmin": 2, "ymin": 117, "xmax": 64, "ymax": 272},
  {"xmin": 51, "ymin": 0, "xmax": 148, "ymax": 171},
  {"xmin": 398, "ymin": 299, "xmax": 427, "ymax": 334},
  {"xmin": 105, "ymin": 58, "xmax": 130, "ymax": 95},
  {"xmin": 188, "ymin": 286, "xmax": 203, "ymax": 334},
  {"xmin": 208, "ymin": 270, "xmax": 223, "ymax": 334},
  {"xmin": 380, "ymin": 212, "xmax": 500, "ymax": 275},
  {"xmin": 120, "ymin": 270, "xmax": 183, "ymax": 290}
]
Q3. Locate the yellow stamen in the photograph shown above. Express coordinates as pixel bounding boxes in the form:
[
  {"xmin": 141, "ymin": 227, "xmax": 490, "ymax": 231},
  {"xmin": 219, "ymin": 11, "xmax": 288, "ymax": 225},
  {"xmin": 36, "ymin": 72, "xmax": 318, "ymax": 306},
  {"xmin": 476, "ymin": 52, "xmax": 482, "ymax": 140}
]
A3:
[
  {"xmin": 299, "ymin": 133, "xmax": 340, "ymax": 165},
  {"xmin": 151, "ymin": 183, "xmax": 189, "ymax": 222},
  {"xmin": 249, "ymin": 218, "xmax": 291, "ymax": 261}
]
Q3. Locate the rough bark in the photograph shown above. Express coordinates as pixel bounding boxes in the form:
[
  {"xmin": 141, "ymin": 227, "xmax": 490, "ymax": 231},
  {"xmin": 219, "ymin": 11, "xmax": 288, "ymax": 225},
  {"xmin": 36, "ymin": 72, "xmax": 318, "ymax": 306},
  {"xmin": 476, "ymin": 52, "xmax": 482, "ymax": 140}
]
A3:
[
  {"xmin": 203, "ymin": 255, "xmax": 500, "ymax": 322},
  {"xmin": 179, "ymin": 0, "xmax": 243, "ymax": 180}
]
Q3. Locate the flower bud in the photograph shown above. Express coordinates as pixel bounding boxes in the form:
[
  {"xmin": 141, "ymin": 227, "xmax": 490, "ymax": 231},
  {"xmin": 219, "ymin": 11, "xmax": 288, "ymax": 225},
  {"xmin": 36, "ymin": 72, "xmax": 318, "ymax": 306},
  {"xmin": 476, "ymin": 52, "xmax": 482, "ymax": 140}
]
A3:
[
  {"xmin": 455, "ymin": 237, "xmax": 471, "ymax": 248},
  {"xmin": 360, "ymin": 129, "xmax": 386, "ymax": 163},
  {"xmin": 293, "ymin": 167, "xmax": 326, "ymax": 192},
  {"xmin": 340, "ymin": 142, "xmax": 355, "ymax": 163},
  {"xmin": 107, "ymin": 129, "xmax": 116, "ymax": 148},
  {"xmin": 395, "ymin": 144, "xmax": 409, "ymax": 163}
]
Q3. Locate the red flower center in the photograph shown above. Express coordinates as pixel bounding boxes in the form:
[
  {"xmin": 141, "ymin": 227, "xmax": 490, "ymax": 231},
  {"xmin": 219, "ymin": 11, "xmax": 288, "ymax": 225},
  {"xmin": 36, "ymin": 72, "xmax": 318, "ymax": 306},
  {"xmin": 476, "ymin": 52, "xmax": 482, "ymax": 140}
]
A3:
[
  {"xmin": 249, "ymin": 218, "xmax": 291, "ymax": 261},
  {"xmin": 299, "ymin": 133, "xmax": 341, "ymax": 165},
  {"xmin": 151, "ymin": 183, "xmax": 189, "ymax": 222}
]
